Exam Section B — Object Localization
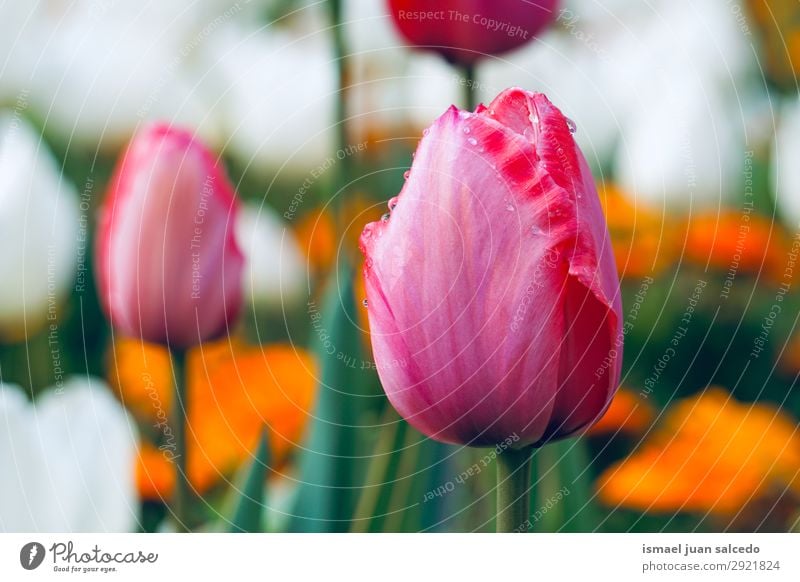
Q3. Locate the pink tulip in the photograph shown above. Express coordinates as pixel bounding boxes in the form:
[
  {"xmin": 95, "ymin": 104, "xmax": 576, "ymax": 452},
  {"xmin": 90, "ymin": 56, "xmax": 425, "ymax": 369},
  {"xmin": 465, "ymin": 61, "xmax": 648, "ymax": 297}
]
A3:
[
  {"xmin": 360, "ymin": 88, "xmax": 622, "ymax": 448},
  {"xmin": 96, "ymin": 124, "xmax": 244, "ymax": 349},
  {"xmin": 387, "ymin": 0, "xmax": 560, "ymax": 66}
]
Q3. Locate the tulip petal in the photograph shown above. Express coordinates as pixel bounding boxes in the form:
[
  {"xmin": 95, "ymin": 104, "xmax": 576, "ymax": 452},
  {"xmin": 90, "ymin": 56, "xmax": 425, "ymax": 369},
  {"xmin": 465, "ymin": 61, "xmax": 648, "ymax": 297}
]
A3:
[{"xmin": 362, "ymin": 88, "xmax": 622, "ymax": 447}]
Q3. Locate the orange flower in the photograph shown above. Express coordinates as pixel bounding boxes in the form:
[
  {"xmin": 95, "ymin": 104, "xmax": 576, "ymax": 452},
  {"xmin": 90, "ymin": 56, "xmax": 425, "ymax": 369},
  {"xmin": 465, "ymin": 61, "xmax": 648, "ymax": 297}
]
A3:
[
  {"xmin": 109, "ymin": 337, "xmax": 173, "ymax": 423},
  {"xmin": 597, "ymin": 388, "xmax": 800, "ymax": 516},
  {"xmin": 136, "ymin": 443, "xmax": 175, "ymax": 501},
  {"xmin": 746, "ymin": 0, "xmax": 800, "ymax": 89},
  {"xmin": 117, "ymin": 339, "xmax": 316, "ymax": 499},
  {"xmin": 295, "ymin": 207, "xmax": 336, "ymax": 274},
  {"xmin": 295, "ymin": 196, "xmax": 384, "ymax": 275},
  {"xmin": 587, "ymin": 388, "xmax": 655, "ymax": 437},
  {"xmin": 599, "ymin": 182, "xmax": 676, "ymax": 279},
  {"xmin": 683, "ymin": 210, "xmax": 788, "ymax": 283}
]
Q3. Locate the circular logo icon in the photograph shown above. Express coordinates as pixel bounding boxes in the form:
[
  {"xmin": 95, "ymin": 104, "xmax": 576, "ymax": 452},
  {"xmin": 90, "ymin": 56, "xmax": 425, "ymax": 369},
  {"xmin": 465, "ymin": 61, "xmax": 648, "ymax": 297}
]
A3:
[{"xmin": 20, "ymin": 542, "xmax": 45, "ymax": 570}]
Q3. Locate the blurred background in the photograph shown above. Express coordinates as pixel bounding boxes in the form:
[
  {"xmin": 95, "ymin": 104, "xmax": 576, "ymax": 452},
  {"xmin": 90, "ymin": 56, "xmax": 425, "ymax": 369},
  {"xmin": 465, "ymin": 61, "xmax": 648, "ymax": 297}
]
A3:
[{"xmin": 1, "ymin": 0, "xmax": 800, "ymax": 533}]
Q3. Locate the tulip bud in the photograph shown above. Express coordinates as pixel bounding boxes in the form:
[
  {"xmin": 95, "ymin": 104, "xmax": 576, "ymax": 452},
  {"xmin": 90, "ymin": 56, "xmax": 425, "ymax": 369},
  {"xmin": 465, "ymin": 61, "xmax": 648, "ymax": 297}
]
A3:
[
  {"xmin": 360, "ymin": 88, "xmax": 622, "ymax": 448},
  {"xmin": 387, "ymin": 0, "xmax": 560, "ymax": 66},
  {"xmin": 96, "ymin": 124, "xmax": 244, "ymax": 349}
]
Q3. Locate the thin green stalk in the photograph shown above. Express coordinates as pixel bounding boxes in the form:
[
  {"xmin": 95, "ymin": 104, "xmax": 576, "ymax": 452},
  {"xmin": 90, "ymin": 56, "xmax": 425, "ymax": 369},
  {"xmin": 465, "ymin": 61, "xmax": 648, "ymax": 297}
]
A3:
[
  {"xmin": 351, "ymin": 413, "xmax": 402, "ymax": 532},
  {"xmin": 461, "ymin": 63, "xmax": 477, "ymax": 111},
  {"xmin": 170, "ymin": 349, "xmax": 190, "ymax": 532},
  {"xmin": 328, "ymin": 0, "xmax": 352, "ymax": 227},
  {"xmin": 495, "ymin": 446, "xmax": 534, "ymax": 533}
]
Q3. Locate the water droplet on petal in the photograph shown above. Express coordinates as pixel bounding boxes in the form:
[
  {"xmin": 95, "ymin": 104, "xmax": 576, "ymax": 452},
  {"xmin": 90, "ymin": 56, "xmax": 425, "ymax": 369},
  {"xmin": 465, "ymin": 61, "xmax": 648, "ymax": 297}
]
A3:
[
  {"xmin": 506, "ymin": 203, "xmax": 515, "ymax": 212},
  {"xmin": 381, "ymin": 212, "xmax": 391, "ymax": 222},
  {"xmin": 362, "ymin": 299, "xmax": 369, "ymax": 307},
  {"xmin": 388, "ymin": 197, "xmax": 399, "ymax": 211},
  {"xmin": 566, "ymin": 117, "xmax": 577, "ymax": 134},
  {"xmin": 422, "ymin": 128, "xmax": 430, "ymax": 136},
  {"xmin": 403, "ymin": 170, "xmax": 410, "ymax": 180},
  {"xmin": 468, "ymin": 137, "xmax": 478, "ymax": 146},
  {"xmin": 463, "ymin": 127, "xmax": 471, "ymax": 134},
  {"xmin": 528, "ymin": 112, "xmax": 539, "ymax": 124},
  {"xmin": 531, "ymin": 225, "xmax": 544, "ymax": 236}
]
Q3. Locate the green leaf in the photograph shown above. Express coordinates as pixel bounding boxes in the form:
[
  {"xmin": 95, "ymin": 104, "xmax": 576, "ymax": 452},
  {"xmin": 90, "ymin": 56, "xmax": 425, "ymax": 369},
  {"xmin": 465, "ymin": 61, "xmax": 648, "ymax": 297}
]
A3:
[
  {"xmin": 290, "ymin": 259, "xmax": 369, "ymax": 532},
  {"xmin": 535, "ymin": 437, "xmax": 601, "ymax": 532},
  {"xmin": 227, "ymin": 430, "xmax": 271, "ymax": 533}
]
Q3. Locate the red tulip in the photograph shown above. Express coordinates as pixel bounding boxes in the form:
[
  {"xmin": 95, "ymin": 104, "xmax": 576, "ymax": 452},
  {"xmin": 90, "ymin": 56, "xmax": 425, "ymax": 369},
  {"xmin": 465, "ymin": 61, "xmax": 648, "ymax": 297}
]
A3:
[
  {"xmin": 360, "ymin": 88, "xmax": 622, "ymax": 448},
  {"xmin": 96, "ymin": 124, "xmax": 244, "ymax": 349},
  {"xmin": 387, "ymin": 0, "xmax": 560, "ymax": 65}
]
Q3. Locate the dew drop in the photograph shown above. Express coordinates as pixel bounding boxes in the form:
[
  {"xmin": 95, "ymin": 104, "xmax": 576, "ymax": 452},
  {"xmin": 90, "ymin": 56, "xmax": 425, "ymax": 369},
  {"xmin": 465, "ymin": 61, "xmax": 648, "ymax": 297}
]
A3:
[
  {"xmin": 528, "ymin": 112, "xmax": 539, "ymax": 124},
  {"xmin": 381, "ymin": 212, "xmax": 391, "ymax": 222},
  {"xmin": 463, "ymin": 127, "xmax": 471, "ymax": 134},
  {"xmin": 422, "ymin": 128, "xmax": 430, "ymax": 136},
  {"xmin": 531, "ymin": 226, "xmax": 545, "ymax": 236},
  {"xmin": 468, "ymin": 137, "xmax": 478, "ymax": 146},
  {"xmin": 566, "ymin": 117, "xmax": 577, "ymax": 134},
  {"xmin": 388, "ymin": 197, "xmax": 399, "ymax": 211},
  {"xmin": 403, "ymin": 170, "xmax": 410, "ymax": 180},
  {"xmin": 362, "ymin": 299, "xmax": 369, "ymax": 307}
]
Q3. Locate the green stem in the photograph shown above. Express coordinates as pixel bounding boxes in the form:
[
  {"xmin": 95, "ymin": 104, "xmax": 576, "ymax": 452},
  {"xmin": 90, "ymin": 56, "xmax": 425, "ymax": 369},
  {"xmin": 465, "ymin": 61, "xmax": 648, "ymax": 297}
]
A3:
[
  {"xmin": 461, "ymin": 63, "xmax": 477, "ymax": 111},
  {"xmin": 170, "ymin": 349, "xmax": 190, "ymax": 532},
  {"xmin": 328, "ymin": 0, "xmax": 352, "ymax": 228},
  {"xmin": 495, "ymin": 446, "xmax": 534, "ymax": 533}
]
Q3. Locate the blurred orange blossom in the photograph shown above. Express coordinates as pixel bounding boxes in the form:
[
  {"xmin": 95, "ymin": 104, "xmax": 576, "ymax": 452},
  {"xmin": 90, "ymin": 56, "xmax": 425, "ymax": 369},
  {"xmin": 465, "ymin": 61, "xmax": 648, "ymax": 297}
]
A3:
[
  {"xmin": 599, "ymin": 182, "xmax": 677, "ymax": 279},
  {"xmin": 683, "ymin": 210, "xmax": 789, "ymax": 284},
  {"xmin": 587, "ymin": 388, "xmax": 655, "ymax": 438},
  {"xmin": 597, "ymin": 388, "xmax": 800, "ymax": 517},
  {"xmin": 111, "ymin": 338, "xmax": 316, "ymax": 499}
]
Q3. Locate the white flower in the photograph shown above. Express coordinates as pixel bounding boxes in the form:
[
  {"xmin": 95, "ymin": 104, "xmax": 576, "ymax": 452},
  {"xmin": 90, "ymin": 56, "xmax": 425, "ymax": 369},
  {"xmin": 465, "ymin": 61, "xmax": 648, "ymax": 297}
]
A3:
[
  {"xmin": 28, "ymin": 3, "xmax": 220, "ymax": 149},
  {"xmin": 772, "ymin": 97, "xmax": 800, "ymax": 227},
  {"xmin": 404, "ymin": 55, "xmax": 462, "ymax": 129},
  {"xmin": 236, "ymin": 202, "xmax": 305, "ymax": 309},
  {"xmin": 0, "ymin": 378, "xmax": 138, "ymax": 532},
  {"xmin": 606, "ymin": 0, "xmax": 760, "ymax": 209},
  {"xmin": 480, "ymin": 33, "xmax": 623, "ymax": 170},
  {"xmin": 344, "ymin": 0, "xmax": 412, "ymax": 140},
  {"xmin": 613, "ymin": 78, "xmax": 745, "ymax": 210},
  {"xmin": 0, "ymin": 113, "xmax": 79, "ymax": 338},
  {"xmin": 199, "ymin": 22, "xmax": 336, "ymax": 176}
]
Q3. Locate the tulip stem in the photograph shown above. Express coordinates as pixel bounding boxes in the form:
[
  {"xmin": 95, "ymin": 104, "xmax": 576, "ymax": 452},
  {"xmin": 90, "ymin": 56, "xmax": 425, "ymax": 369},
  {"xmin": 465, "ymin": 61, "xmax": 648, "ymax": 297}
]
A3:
[
  {"xmin": 328, "ymin": 0, "xmax": 353, "ymax": 228},
  {"xmin": 495, "ymin": 446, "xmax": 534, "ymax": 532},
  {"xmin": 170, "ymin": 348, "xmax": 191, "ymax": 532},
  {"xmin": 461, "ymin": 63, "xmax": 477, "ymax": 111}
]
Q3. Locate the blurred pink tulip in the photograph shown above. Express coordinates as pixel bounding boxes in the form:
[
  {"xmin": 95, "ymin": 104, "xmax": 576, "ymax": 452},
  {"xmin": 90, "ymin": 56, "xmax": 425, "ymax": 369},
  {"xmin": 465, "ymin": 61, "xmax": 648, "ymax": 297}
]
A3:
[
  {"xmin": 360, "ymin": 88, "xmax": 622, "ymax": 447},
  {"xmin": 387, "ymin": 0, "xmax": 560, "ymax": 66},
  {"xmin": 96, "ymin": 124, "xmax": 243, "ymax": 349}
]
